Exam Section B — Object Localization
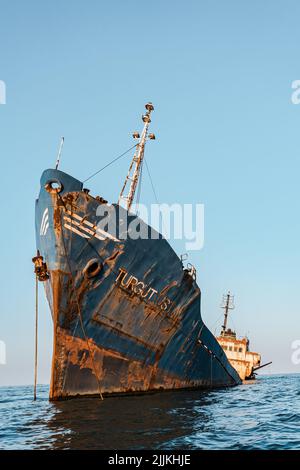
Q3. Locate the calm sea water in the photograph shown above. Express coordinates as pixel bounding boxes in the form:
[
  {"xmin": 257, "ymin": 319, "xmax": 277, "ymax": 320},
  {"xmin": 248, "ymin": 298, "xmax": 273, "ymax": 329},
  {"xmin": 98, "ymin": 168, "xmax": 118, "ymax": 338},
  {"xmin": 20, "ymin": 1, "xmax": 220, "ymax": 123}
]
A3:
[{"xmin": 0, "ymin": 374, "xmax": 299, "ymax": 450}]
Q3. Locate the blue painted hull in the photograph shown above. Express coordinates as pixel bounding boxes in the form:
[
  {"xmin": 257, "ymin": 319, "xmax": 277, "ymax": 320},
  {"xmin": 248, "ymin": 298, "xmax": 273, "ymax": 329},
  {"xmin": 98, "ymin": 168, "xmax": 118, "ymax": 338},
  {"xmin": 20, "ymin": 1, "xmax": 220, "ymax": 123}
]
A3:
[{"xmin": 35, "ymin": 169, "xmax": 241, "ymax": 399}]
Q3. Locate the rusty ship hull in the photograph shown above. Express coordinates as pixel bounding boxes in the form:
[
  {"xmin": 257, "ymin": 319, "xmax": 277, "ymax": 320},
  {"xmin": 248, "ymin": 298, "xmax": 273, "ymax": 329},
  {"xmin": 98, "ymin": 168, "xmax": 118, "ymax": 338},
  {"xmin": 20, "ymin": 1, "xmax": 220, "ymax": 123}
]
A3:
[{"xmin": 35, "ymin": 168, "xmax": 241, "ymax": 400}]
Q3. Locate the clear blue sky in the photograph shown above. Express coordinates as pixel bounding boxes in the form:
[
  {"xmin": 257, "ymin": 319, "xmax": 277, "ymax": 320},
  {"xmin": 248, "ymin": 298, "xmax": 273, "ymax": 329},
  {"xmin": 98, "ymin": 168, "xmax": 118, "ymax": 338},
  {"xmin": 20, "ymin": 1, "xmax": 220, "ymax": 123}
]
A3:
[{"xmin": 0, "ymin": 0, "xmax": 299, "ymax": 385}]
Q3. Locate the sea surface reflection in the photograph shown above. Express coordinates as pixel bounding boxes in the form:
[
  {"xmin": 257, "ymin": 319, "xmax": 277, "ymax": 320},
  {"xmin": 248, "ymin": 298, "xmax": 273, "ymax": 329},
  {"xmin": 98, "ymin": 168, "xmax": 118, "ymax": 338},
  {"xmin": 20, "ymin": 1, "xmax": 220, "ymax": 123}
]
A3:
[{"xmin": 0, "ymin": 374, "xmax": 299, "ymax": 449}]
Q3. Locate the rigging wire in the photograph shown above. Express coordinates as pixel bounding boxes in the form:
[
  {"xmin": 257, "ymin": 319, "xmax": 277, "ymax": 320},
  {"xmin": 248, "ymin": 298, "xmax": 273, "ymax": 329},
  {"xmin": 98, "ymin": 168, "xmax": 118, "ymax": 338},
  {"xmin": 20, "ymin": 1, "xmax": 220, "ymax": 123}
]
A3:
[
  {"xmin": 144, "ymin": 157, "xmax": 159, "ymax": 205},
  {"xmin": 144, "ymin": 156, "xmax": 170, "ymax": 238},
  {"xmin": 83, "ymin": 143, "xmax": 139, "ymax": 183},
  {"xmin": 135, "ymin": 158, "xmax": 144, "ymax": 216},
  {"xmin": 213, "ymin": 312, "xmax": 225, "ymax": 336}
]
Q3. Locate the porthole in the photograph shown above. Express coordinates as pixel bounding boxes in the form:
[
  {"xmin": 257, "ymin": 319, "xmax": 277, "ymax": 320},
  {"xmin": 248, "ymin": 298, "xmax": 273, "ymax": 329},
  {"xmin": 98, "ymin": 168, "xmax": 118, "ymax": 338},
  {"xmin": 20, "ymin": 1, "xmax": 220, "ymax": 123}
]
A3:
[
  {"xmin": 83, "ymin": 259, "xmax": 102, "ymax": 278},
  {"xmin": 45, "ymin": 180, "xmax": 63, "ymax": 194}
]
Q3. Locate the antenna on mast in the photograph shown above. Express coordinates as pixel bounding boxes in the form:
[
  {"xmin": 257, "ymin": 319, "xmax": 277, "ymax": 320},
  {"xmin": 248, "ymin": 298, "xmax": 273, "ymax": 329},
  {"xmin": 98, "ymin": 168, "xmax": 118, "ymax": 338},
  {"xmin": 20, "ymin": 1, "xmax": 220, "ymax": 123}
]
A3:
[
  {"xmin": 118, "ymin": 103, "xmax": 155, "ymax": 212},
  {"xmin": 55, "ymin": 136, "xmax": 65, "ymax": 170},
  {"xmin": 220, "ymin": 291, "xmax": 235, "ymax": 336}
]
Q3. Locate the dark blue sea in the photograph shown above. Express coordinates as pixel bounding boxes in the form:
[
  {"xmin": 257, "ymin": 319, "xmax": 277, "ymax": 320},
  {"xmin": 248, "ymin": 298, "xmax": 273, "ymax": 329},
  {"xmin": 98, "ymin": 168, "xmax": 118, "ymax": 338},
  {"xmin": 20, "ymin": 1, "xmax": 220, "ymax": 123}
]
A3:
[{"xmin": 0, "ymin": 374, "xmax": 299, "ymax": 450}]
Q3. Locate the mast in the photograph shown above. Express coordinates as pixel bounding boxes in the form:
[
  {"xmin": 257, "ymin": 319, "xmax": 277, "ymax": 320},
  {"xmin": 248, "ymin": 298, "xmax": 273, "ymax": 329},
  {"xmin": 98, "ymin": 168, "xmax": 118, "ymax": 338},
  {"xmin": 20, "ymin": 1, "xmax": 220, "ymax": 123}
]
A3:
[
  {"xmin": 55, "ymin": 136, "xmax": 64, "ymax": 170},
  {"xmin": 221, "ymin": 291, "xmax": 235, "ymax": 336},
  {"xmin": 118, "ymin": 102, "xmax": 155, "ymax": 211}
]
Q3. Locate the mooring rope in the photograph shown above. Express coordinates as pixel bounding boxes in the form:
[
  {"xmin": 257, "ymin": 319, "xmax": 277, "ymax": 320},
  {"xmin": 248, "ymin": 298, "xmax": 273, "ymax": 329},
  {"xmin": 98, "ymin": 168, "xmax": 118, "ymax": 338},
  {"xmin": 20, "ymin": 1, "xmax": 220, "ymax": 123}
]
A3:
[{"xmin": 34, "ymin": 275, "xmax": 38, "ymax": 401}]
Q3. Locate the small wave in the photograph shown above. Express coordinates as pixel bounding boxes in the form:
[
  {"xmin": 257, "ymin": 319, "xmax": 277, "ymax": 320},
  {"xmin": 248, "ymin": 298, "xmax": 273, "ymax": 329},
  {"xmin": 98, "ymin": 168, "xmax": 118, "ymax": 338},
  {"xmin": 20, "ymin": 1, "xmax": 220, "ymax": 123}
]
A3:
[{"xmin": 0, "ymin": 376, "xmax": 299, "ymax": 449}]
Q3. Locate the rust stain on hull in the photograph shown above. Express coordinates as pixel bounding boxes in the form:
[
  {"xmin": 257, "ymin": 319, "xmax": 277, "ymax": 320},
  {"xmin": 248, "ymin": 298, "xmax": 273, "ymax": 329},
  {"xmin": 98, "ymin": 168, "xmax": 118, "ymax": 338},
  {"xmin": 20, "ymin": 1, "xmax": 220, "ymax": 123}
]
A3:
[
  {"xmin": 35, "ymin": 169, "xmax": 242, "ymax": 400},
  {"xmin": 50, "ymin": 326, "xmax": 208, "ymax": 400}
]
